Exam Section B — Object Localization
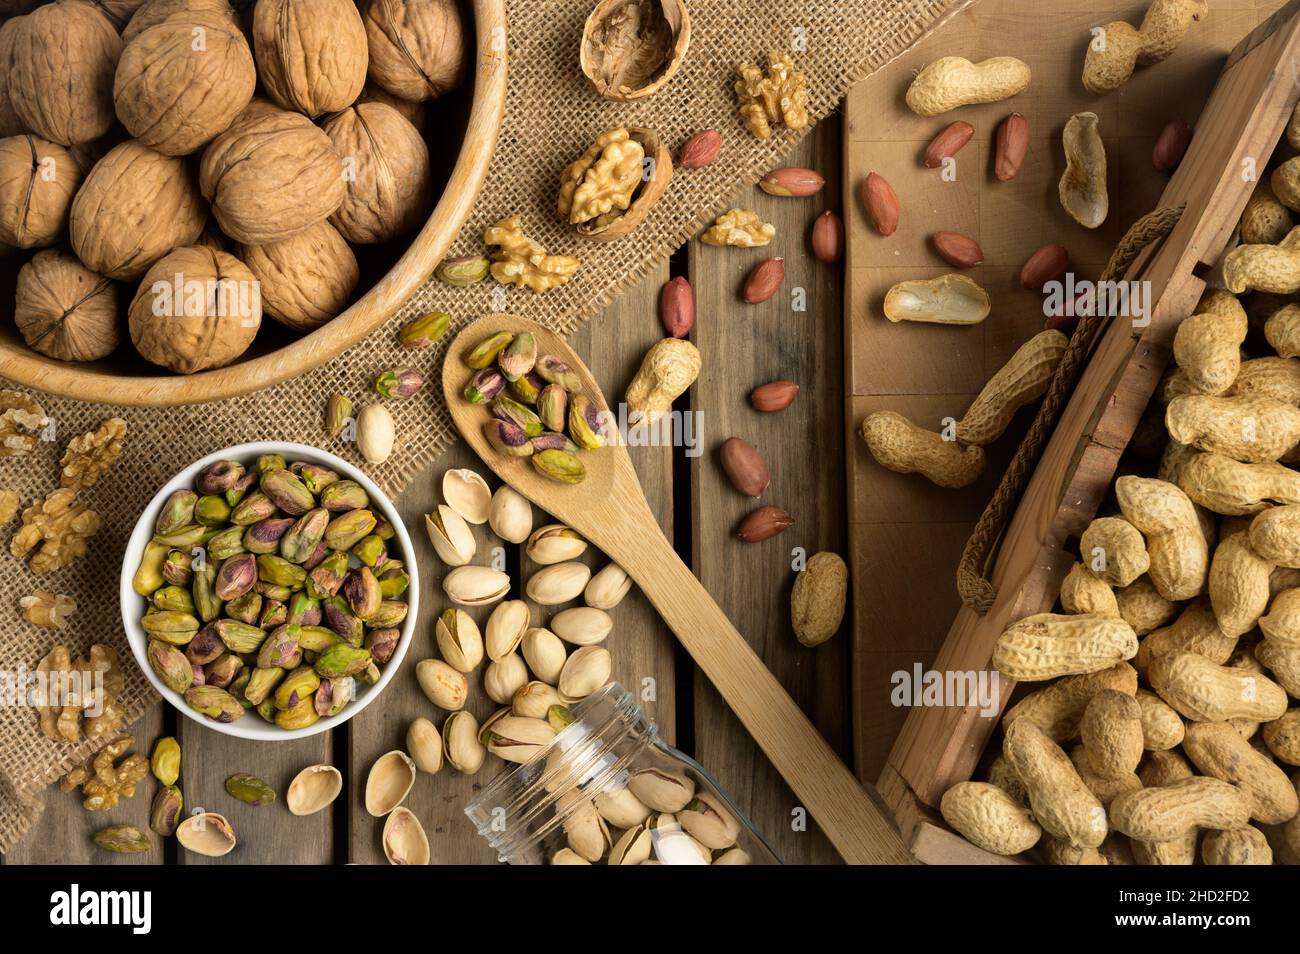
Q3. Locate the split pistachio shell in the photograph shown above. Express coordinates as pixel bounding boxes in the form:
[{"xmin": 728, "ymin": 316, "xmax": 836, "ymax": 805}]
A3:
[
  {"xmin": 558, "ymin": 645, "xmax": 612, "ymax": 700},
  {"xmin": 416, "ymin": 658, "xmax": 468, "ymax": 710},
  {"xmin": 551, "ymin": 607, "xmax": 613, "ymax": 646},
  {"xmin": 488, "ymin": 485, "xmax": 533, "ymax": 544},
  {"xmin": 383, "ymin": 806, "xmax": 430, "ymax": 865},
  {"xmin": 522, "ymin": 627, "xmax": 567, "ymax": 684},
  {"xmin": 526, "ymin": 562, "xmax": 592, "ymax": 605},
  {"xmin": 364, "ymin": 749, "xmax": 417, "ymax": 816},
  {"xmin": 595, "ymin": 783, "xmax": 652, "ymax": 828},
  {"xmin": 479, "ymin": 706, "xmax": 511, "ymax": 744},
  {"xmin": 585, "ymin": 562, "xmax": 632, "ymax": 609},
  {"xmin": 484, "ymin": 652, "xmax": 529, "ymax": 705},
  {"xmin": 406, "ymin": 717, "xmax": 444, "ymax": 774},
  {"xmin": 550, "ymin": 847, "xmax": 591, "ymax": 865},
  {"xmin": 425, "ymin": 504, "xmax": 475, "ymax": 566},
  {"xmin": 442, "ymin": 710, "xmax": 485, "ymax": 774},
  {"xmin": 485, "ymin": 599, "xmax": 530, "ymax": 660},
  {"xmin": 487, "ymin": 714, "xmax": 557, "ymax": 763},
  {"xmin": 286, "ymin": 764, "xmax": 343, "ymax": 816},
  {"xmin": 713, "ymin": 847, "xmax": 752, "ymax": 865},
  {"xmin": 628, "ymin": 767, "xmax": 696, "ymax": 812},
  {"xmin": 435, "ymin": 608, "xmax": 484, "ymax": 672},
  {"xmin": 653, "ymin": 827, "xmax": 711, "ymax": 865},
  {"xmin": 559, "ymin": 789, "xmax": 611, "ymax": 861},
  {"xmin": 609, "ymin": 822, "xmax": 653, "ymax": 865},
  {"xmin": 442, "ymin": 469, "xmax": 491, "ymax": 524},
  {"xmin": 442, "ymin": 565, "xmax": 510, "ymax": 605},
  {"xmin": 678, "ymin": 792, "xmax": 740, "ymax": 849},
  {"xmin": 513, "ymin": 680, "xmax": 562, "ymax": 719},
  {"xmin": 176, "ymin": 812, "xmax": 236, "ymax": 857},
  {"xmin": 525, "ymin": 524, "xmax": 588, "ymax": 564}
]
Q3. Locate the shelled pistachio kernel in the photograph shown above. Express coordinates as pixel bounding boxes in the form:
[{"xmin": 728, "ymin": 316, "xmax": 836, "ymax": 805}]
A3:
[
  {"xmin": 398, "ymin": 311, "xmax": 451, "ymax": 347},
  {"xmin": 435, "ymin": 255, "xmax": 490, "ymax": 287},
  {"xmin": 464, "ymin": 331, "xmax": 513, "ymax": 370},
  {"xmin": 375, "ymin": 369, "xmax": 424, "ymax": 399}
]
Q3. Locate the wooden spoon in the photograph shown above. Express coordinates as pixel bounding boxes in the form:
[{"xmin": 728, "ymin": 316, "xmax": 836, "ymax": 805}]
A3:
[{"xmin": 442, "ymin": 314, "xmax": 911, "ymax": 864}]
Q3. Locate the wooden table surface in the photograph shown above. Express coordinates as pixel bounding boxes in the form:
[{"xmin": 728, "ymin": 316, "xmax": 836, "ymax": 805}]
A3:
[{"xmin": 3, "ymin": 119, "xmax": 850, "ymax": 865}]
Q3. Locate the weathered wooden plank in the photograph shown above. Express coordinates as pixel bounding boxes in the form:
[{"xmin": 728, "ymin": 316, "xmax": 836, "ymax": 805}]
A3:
[{"xmin": 688, "ymin": 119, "xmax": 848, "ymax": 865}]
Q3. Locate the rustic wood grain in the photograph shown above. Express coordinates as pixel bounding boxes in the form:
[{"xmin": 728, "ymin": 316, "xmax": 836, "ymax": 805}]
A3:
[{"xmin": 687, "ymin": 120, "xmax": 850, "ymax": 865}]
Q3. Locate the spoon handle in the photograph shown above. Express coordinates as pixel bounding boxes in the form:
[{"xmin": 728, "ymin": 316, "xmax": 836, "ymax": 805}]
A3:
[{"xmin": 608, "ymin": 528, "xmax": 914, "ymax": 865}]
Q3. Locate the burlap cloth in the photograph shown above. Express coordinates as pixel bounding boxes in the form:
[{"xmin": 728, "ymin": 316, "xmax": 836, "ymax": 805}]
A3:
[{"xmin": 0, "ymin": 0, "xmax": 966, "ymax": 852}]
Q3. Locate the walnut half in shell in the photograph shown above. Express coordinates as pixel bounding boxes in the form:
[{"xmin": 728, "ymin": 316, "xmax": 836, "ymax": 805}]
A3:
[
  {"xmin": 557, "ymin": 127, "xmax": 672, "ymax": 242},
  {"xmin": 580, "ymin": 0, "xmax": 690, "ymax": 102}
]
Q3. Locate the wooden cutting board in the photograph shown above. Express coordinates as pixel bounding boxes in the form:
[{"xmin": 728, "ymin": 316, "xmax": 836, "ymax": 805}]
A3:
[{"xmin": 843, "ymin": 0, "xmax": 1288, "ymax": 783}]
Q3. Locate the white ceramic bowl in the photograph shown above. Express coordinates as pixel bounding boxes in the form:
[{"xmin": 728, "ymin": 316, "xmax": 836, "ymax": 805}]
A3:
[{"xmin": 120, "ymin": 441, "xmax": 419, "ymax": 741}]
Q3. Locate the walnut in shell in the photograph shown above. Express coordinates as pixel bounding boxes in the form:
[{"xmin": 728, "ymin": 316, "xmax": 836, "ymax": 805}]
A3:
[
  {"xmin": 254, "ymin": 0, "xmax": 369, "ymax": 117},
  {"xmin": 0, "ymin": 389, "xmax": 48, "ymax": 456},
  {"xmin": 122, "ymin": 0, "xmax": 238, "ymax": 42},
  {"xmin": 89, "ymin": 0, "xmax": 151, "ymax": 28},
  {"xmin": 199, "ymin": 99, "xmax": 346, "ymax": 244},
  {"xmin": 239, "ymin": 221, "xmax": 359, "ymax": 331},
  {"xmin": 114, "ymin": 11, "xmax": 256, "ymax": 156},
  {"xmin": 363, "ymin": 0, "xmax": 465, "ymax": 102},
  {"xmin": 580, "ymin": 0, "xmax": 691, "ymax": 101},
  {"xmin": 70, "ymin": 140, "xmax": 207, "ymax": 281},
  {"xmin": 0, "ymin": 18, "xmax": 26, "ymax": 139},
  {"xmin": 7, "ymin": 1, "xmax": 122, "ymax": 146},
  {"xmin": 128, "ymin": 245, "xmax": 262, "ymax": 373},
  {"xmin": 0, "ymin": 135, "xmax": 84, "ymax": 249},
  {"xmin": 557, "ymin": 126, "xmax": 671, "ymax": 241},
  {"xmin": 359, "ymin": 83, "xmax": 429, "ymax": 134},
  {"xmin": 322, "ymin": 101, "xmax": 431, "ymax": 244},
  {"xmin": 15, "ymin": 250, "xmax": 120, "ymax": 362}
]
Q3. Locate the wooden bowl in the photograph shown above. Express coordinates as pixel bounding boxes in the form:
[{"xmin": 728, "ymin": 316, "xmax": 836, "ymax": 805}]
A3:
[{"xmin": 0, "ymin": 0, "xmax": 508, "ymax": 407}]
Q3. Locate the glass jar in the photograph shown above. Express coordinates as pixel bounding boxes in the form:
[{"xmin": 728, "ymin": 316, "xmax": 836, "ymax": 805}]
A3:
[{"xmin": 466, "ymin": 683, "xmax": 781, "ymax": 865}]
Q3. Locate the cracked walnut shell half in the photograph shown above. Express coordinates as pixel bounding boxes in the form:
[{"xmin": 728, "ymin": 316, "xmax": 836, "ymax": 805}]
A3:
[
  {"xmin": 580, "ymin": 0, "xmax": 691, "ymax": 101},
  {"xmin": 558, "ymin": 127, "xmax": 672, "ymax": 241}
]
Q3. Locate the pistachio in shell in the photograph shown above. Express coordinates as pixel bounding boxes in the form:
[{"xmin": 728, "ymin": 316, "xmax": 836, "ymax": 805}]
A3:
[
  {"xmin": 628, "ymin": 766, "xmax": 695, "ymax": 813},
  {"xmin": 416, "ymin": 658, "xmax": 468, "ymax": 711},
  {"xmin": 406, "ymin": 717, "xmax": 444, "ymax": 774},
  {"xmin": 382, "ymin": 805, "xmax": 430, "ymax": 865},
  {"xmin": 175, "ymin": 812, "xmax": 236, "ymax": 857},
  {"xmin": 678, "ymin": 792, "xmax": 740, "ymax": 849},
  {"xmin": 525, "ymin": 524, "xmax": 588, "ymax": 565},
  {"xmin": 484, "ymin": 653, "xmax": 529, "ymax": 706},
  {"xmin": 521, "ymin": 627, "xmax": 567, "ymax": 684},
  {"xmin": 442, "ymin": 710, "xmax": 485, "ymax": 774},
  {"xmin": 364, "ymin": 749, "xmax": 416, "ymax": 816},
  {"xmin": 435, "ymin": 607, "xmax": 484, "ymax": 672},
  {"xmin": 484, "ymin": 599, "xmax": 530, "ymax": 661},
  {"xmin": 425, "ymin": 504, "xmax": 475, "ymax": 567},
  {"xmin": 286, "ymin": 763, "xmax": 342, "ymax": 816},
  {"xmin": 441, "ymin": 565, "xmax": 510, "ymax": 606},
  {"xmin": 441, "ymin": 468, "xmax": 491, "ymax": 524},
  {"xmin": 579, "ymin": 0, "xmax": 691, "ymax": 101}
]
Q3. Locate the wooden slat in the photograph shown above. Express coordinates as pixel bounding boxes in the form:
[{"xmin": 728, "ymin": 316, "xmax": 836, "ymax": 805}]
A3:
[
  {"xmin": 5, "ymin": 704, "xmax": 164, "ymax": 865},
  {"xmin": 347, "ymin": 265, "xmax": 676, "ymax": 864},
  {"xmin": 688, "ymin": 120, "xmax": 849, "ymax": 865}
]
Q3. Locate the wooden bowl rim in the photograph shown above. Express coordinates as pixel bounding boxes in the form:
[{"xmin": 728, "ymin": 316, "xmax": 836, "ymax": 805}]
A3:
[{"xmin": 0, "ymin": 0, "xmax": 509, "ymax": 408}]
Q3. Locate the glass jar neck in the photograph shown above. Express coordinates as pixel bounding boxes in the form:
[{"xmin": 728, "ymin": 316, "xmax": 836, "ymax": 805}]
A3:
[{"xmin": 466, "ymin": 683, "xmax": 657, "ymax": 863}]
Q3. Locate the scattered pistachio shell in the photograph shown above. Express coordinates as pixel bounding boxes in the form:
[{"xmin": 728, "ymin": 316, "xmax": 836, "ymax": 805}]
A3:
[
  {"xmin": 525, "ymin": 523, "xmax": 588, "ymax": 564},
  {"xmin": 526, "ymin": 562, "xmax": 592, "ymax": 605},
  {"xmin": 550, "ymin": 606, "xmax": 613, "ymax": 646},
  {"xmin": 442, "ymin": 468, "xmax": 491, "ymax": 524},
  {"xmin": 286, "ymin": 764, "xmax": 343, "ymax": 816},
  {"xmin": 485, "ymin": 599, "xmax": 530, "ymax": 660},
  {"xmin": 484, "ymin": 652, "xmax": 529, "ymax": 705},
  {"xmin": 175, "ymin": 812, "xmax": 236, "ymax": 857},
  {"xmin": 521, "ymin": 627, "xmax": 567, "ymax": 684},
  {"xmin": 585, "ymin": 563, "xmax": 633, "ymax": 609},
  {"xmin": 383, "ymin": 806, "xmax": 430, "ymax": 865},
  {"xmin": 425, "ymin": 504, "xmax": 476, "ymax": 566},
  {"xmin": 442, "ymin": 710, "xmax": 485, "ymax": 774},
  {"xmin": 557, "ymin": 645, "xmax": 612, "ymax": 700},
  {"xmin": 442, "ymin": 565, "xmax": 510, "ymax": 605},
  {"xmin": 406, "ymin": 717, "xmax": 444, "ymax": 774},
  {"xmin": 488, "ymin": 484, "xmax": 533, "ymax": 544},
  {"xmin": 364, "ymin": 749, "xmax": 417, "ymax": 816}
]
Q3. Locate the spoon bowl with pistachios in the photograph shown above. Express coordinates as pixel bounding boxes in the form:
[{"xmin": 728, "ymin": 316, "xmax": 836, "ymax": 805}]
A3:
[{"xmin": 443, "ymin": 314, "xmax": 912, "ymax": 865}]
